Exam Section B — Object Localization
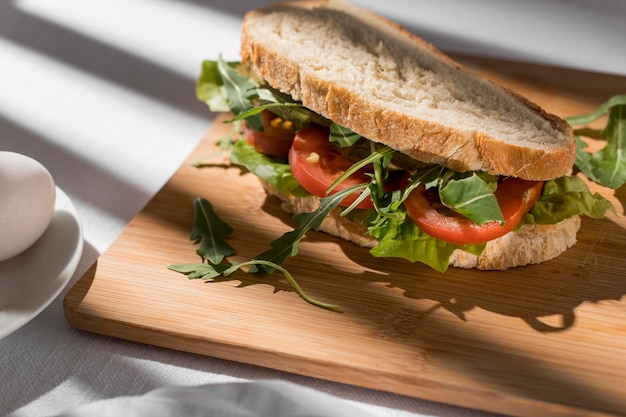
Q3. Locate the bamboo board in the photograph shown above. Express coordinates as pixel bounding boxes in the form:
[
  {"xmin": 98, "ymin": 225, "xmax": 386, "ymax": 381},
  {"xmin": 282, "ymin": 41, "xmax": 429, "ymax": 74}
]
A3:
[{"xmin": 64, "ymin": 56, "xmax": 626, "ymax": 417}]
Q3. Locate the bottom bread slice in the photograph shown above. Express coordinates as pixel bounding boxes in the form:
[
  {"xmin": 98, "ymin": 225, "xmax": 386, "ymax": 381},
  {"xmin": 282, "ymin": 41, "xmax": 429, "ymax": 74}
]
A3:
[{"xmin": 262, "ymin": 181, "xmax": 581, "ymax": 270}]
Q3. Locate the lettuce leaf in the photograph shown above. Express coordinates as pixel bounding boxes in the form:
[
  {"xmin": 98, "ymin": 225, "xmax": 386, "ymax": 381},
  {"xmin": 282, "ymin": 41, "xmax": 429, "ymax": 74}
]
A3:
[
  {"xmin": 195, "ymin": 60, "xmax": 232, "ymax": 113},
  {"xmin": 369, "ymin": 211, "xmax": 484, "ymax": 273},
  {"xmin": 527, "ymin": 176, "xmax": 615, "ymax": 224},
  {"xmin": 229, "ymin": 140, "xmax": 309, "ymax": 197}
]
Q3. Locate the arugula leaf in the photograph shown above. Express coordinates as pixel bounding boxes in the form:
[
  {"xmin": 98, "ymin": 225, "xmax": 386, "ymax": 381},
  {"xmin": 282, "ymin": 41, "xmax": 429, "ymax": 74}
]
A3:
[
  {"xmin": 190, "ymin": 198, "xmax": 236, "ymax": 264},
  {"xmin": 167, "ymin": 262, "xmax": 229, "ymax": 280},
  {"xmin": 329, "ymin": 124, "xmax": 362, "ymax": 147},
  {"xmin": 412, "ymin": 165, "xmax": 445, "ymax": 191},
  {"xmin": 197, "ymin": 58, "xmax": 325, "ymax": 133},
  {"xmin": 566, "ymin": 95, "xmax": 626, "ymax": 126},
  {"xmin": 216, "ymin": 57, "xmax": 258, "ymax": 116},
  {"xmin": 229, "ymin": 140, "xmax": 309, "ymax": 196},
  {"xmin": 196, "ymin": 58, "xmax": 263, "ymax": 129},
  {"xmin": 590, "ymin": 104, "xmax": 626, "ymax": 189},
  {"xmin": 251, "ymin": 184, "xmax": 368, "ymax": 274},
  {"xmin": 259, "ymin": 86, "xmax": 332, "ymax": 130},
  {"xmin": 402, "ymin": 166, "xmax": 503, "ymax": 227},
  {"xmin": 439, "ymin": 172, "xmax": 504, "ymax": 226},
  {"xmin": 567, "ymin": 94, "xmax": 626, "ymax": 189},
  {"xmin": 527, "ymin": 176, "xmax": 615, "ymax": 224}
]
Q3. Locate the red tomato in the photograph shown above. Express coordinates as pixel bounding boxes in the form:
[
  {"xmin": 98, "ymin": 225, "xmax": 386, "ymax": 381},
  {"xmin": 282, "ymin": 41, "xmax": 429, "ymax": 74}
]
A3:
[
  {"xmin": 404, "ymin": 177, "xmax": 544, "ymax": 245},
  {"xmin": 288, "ymin": 128, "xmax": 375, "ymax": 209},
  {"xmin": 244, "ymin": 111, "xmax": 295, "ymax": 158}
]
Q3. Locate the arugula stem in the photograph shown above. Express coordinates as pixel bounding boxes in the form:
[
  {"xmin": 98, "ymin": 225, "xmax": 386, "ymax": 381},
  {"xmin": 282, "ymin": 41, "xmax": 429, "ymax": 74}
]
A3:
[
  {"xmin": 371, "ymin": 142, "xmax": 385, "ymax": 197},
  {"xmin": 326, "ymin": 146, "xmax": 394, "ymax": 194},
  {"xmin": 227, "ymin": 260, "xmax": 341, "ymax": 311}
]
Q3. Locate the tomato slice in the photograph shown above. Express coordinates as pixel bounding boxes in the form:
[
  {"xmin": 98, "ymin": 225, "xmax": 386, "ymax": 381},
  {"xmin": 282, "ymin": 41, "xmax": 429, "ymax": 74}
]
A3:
[
  {"xmin": 244, "ymin": 111, "xmax": 295, "ymax": 158},
  {"xmin": 404, "ymin": 177, "xmax": 544, "ymax": 245},
  {"xmin": 288, "ymin": 128, "xmax": 374, "ymax": 209}
]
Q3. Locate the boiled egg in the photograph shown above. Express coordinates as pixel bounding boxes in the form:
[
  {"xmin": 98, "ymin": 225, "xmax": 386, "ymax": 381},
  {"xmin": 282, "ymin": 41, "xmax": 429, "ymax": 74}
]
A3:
[{"xmin": 0, "ymin": 152, "xmax": 56, "ymax": 262}]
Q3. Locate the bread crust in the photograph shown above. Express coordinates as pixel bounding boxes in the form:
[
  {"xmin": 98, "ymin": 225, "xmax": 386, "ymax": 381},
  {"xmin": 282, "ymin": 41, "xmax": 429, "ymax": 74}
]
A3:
[
  {"xmin": 262, "ymin": 180, "xmax": 580, "ymax": 270},
  {"xmin": 240, "ymin": 0, "xmax": 575, "ymax": 181}
]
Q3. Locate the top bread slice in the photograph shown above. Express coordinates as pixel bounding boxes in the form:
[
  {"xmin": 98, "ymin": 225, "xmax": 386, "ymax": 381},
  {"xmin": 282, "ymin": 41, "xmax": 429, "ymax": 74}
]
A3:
[{"xmin": 240, "ymin": 0, "xmax": 575, "ymax": 181}]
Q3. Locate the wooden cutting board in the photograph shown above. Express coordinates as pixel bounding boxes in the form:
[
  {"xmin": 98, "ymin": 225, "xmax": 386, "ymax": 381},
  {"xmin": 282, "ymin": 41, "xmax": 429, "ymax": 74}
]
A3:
[{"xmin": 64, "ymin": 55, "xmax": 626, "ymax": 417}]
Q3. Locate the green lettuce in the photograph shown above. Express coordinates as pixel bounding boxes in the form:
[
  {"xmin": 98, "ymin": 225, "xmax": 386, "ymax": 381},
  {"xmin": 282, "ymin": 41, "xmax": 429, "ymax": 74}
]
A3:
[
  {"xmin": 229, "ymin": 140, "xmax": 309, "ymax": 197},
  {"xmin": 527, "ymin": 176, "xmax": 615, "ymax": 224},
  {"xmin": 196, "ymin": 60, "xmax": 232, "ymax": 113},
  {"xmin": 369, "ymin": 210, "xmax": 484, "ymax": 273}
]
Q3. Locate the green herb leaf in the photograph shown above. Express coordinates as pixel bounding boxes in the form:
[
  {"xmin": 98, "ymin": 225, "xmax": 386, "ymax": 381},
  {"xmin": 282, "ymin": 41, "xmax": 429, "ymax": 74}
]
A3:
[
  {"xmin": 190, "ymin": 198, "xmax": 236, "ymax": 264},
  {"xmin": 589, "ymin": 104, "xmax": 626, "ymax": 189},
  {"xmin": 216, "ymin": 57, "xmax": 259, "ymax": 117},
  {"xmin": 528, "ymin": 176, "xmax": 615, "ymax": 224},
  {"xmin": 412, "ymin": 165, "xmax": 445, "ymax": 191},
  {"xmin": 566, "ymin": 95, "xmax": 626, "ymax": 125},
  {"xmin": 167, "ymin": 262, "xmax": 229, "ymax": 280},
  {"xmin": 567, "ymin": 94, "xmax": 626, "ymax": 189},
  {"xmin": 439, "ymin": 172, "xmax": 504, "ymax": 226},
  {"xmin": 329, "ymin": 124, "xmax": 362, "ymax": 147}
]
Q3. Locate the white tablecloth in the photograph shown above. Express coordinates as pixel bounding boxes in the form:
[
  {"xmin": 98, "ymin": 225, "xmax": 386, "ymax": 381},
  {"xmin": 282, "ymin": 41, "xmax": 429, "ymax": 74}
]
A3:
[{"xmin": 1, "ymin": 1, "xmax": 624, "ymax": 416}]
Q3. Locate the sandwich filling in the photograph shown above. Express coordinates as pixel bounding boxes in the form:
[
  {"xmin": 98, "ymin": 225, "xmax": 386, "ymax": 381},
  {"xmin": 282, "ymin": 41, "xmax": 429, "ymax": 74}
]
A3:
[{"xmin": 197, "ymin": 58, "xmax": 613, "ymax": 272}]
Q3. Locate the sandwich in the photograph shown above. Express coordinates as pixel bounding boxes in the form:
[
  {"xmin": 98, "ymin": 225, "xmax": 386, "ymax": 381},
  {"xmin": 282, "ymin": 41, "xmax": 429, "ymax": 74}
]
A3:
[{"xmin": 195, "ymin": 0, "xmax": 613, "ymax": 272}]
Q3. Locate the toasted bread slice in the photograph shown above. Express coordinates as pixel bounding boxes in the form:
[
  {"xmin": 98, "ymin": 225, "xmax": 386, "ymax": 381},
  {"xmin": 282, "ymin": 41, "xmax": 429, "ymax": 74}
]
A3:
[{"xmin": 241, "ymin": 0, "xmax": 575, "ymax": 181}]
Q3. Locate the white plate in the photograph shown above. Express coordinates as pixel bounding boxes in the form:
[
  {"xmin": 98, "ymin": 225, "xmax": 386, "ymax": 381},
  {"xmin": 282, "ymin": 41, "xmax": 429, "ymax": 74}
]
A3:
[{"xmin": 0, "ymin": 187, "xmax": 83, "ymax": 339}]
